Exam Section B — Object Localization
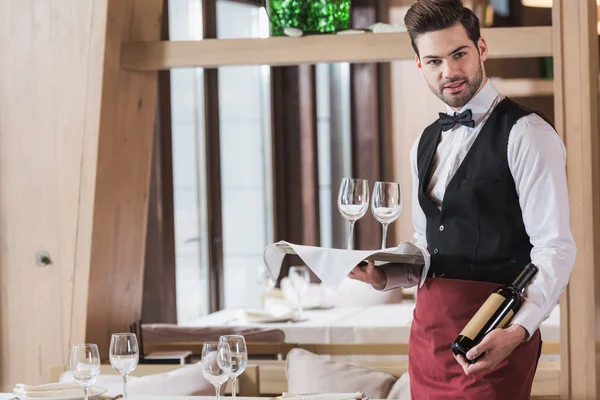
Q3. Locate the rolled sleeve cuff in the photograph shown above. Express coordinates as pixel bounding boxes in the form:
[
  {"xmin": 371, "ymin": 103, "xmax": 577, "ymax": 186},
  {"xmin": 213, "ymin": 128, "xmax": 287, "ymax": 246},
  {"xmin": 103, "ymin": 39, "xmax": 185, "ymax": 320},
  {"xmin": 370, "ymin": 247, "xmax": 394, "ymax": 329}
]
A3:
[
  {"xmin": 509, "ymin": 298, "xmax": 545, "ymax": 340},
  {"xmin": 378, "ymin": 263, "xmax": 422, "ymax": 291}
]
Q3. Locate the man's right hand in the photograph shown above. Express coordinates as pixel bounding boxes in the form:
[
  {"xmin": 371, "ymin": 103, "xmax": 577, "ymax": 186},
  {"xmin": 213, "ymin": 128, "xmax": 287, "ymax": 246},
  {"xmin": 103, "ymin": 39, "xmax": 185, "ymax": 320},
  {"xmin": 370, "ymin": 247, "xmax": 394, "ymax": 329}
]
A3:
[{"xmin": 348, "ymin": 260, "xmax": 388, "ymax": 290}]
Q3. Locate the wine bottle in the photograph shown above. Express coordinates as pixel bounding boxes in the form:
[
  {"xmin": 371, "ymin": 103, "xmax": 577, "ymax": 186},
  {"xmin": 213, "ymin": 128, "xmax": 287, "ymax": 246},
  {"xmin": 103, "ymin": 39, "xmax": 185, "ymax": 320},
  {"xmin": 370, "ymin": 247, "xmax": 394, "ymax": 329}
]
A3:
[{"xmin": 451, "ymin": 263, "xmax": 538, "ymax": 363}]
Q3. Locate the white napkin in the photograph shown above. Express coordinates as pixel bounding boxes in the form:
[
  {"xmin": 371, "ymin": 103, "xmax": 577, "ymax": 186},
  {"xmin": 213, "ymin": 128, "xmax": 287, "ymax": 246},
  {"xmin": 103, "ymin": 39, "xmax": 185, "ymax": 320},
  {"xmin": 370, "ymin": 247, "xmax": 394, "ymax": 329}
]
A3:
[
  {"xmin": 263, "ymin": 241, "xmax": 429, "ymax": 289},
  {"xmin": 13, "ymin": 382, "xmax": 105, "ymax": 398},
  {"xmin": 281, "ymin": 392, "xmax": 365, "ymax": 400},
  {"xmin": 237, "ymin": 308, "xmax": 296, "ymax": 323}
]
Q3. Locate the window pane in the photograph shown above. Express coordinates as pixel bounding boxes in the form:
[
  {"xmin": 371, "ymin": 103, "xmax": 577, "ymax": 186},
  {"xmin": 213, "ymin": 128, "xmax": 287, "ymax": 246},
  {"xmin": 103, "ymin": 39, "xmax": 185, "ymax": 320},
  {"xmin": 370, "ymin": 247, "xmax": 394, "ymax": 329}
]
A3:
[
  {"xmin": 169, "ymin": 0, "xmax": 210, "ymax": 323},
  {"xmin": 217, "ymin": 1, "xmax": 274, "ymax": 309}
]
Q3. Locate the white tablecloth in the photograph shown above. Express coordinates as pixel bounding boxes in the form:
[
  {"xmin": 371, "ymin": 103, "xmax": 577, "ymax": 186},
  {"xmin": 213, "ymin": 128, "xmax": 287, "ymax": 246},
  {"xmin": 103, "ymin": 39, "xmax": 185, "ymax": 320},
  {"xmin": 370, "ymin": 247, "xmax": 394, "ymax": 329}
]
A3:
[
  {"xmin": 189, "ymin": 302, "xmax": 560, "ymax": 344},
  {"xmin": 0, "ymin": 396, "xmax": 262, "ymax": 400}
]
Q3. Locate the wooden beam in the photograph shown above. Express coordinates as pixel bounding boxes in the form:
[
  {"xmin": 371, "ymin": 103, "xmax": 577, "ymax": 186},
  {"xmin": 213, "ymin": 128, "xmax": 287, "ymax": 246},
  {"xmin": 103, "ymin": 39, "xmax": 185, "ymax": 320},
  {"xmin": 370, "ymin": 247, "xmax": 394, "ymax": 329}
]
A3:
[
  {"xmin": 203, "ymin": 0, "xmax": 225, "ymax": 312},
  {"xmin": 552, "ymin": 0, "xmax": 600, "ymax": 398},
  {"xmin": 142, "ymin": 0, "xmax": 177, "ymax": 324},
  {"xmin": 85, "ymin": 0, "xmax": 163, "ymax": 358},
  {"xmin": 271, "ymin": 65, "xmax": 320, "ymax": 279},
  {"xmin": 120, "ymin": 27, "xmax": 553, "ymax": 70},
  {"xmin": 350, "ymin": 0, "xmax": 383, "ymax": 250}
]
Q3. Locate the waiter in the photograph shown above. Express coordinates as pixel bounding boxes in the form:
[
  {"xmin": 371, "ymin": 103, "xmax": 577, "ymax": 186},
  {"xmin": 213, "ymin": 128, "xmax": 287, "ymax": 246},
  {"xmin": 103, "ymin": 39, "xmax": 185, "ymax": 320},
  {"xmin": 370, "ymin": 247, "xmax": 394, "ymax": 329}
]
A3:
[{"xmin": 348, "ymin": 0, "xmax": 576, "ymax": 398}]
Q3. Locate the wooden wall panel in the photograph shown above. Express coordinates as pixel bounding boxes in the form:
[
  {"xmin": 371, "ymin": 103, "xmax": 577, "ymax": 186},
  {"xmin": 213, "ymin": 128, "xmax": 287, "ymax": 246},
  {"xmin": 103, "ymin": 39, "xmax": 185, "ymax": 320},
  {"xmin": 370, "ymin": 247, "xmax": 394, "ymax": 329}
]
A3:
[
  {"xmin": 85, "ymin": 0, "xmax": 163, "ymax": 357},
  {"xmin": 551, "ymin": 0, "xmax": 600, "ymax": 397},
  {"xmin": 0, "ymin": 0, "xmax": 108, "ymax": 390}
]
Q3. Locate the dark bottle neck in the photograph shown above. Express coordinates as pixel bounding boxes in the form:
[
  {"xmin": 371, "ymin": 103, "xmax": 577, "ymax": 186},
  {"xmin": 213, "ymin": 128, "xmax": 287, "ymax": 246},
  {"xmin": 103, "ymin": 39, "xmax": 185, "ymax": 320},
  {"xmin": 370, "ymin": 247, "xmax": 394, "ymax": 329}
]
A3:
[{"xmin": 511, "ymin": 263, "xmax": 539, "ymax": 292}]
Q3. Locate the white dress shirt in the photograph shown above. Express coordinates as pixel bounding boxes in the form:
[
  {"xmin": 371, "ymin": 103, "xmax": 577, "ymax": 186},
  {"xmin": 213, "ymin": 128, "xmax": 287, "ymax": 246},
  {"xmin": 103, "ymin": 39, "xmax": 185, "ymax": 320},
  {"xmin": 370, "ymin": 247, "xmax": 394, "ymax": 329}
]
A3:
[{"xmin": 382, "ymin": 79, "xmax": 577, "ymax": 338}]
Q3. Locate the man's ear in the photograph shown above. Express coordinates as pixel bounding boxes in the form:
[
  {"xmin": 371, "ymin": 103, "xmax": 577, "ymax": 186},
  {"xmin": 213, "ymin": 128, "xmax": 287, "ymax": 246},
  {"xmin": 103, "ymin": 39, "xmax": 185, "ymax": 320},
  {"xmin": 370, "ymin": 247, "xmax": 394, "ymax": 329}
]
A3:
[
  {"xmin": 415, "ymin": 54, "xmax": 423, "ymax": 74},
  {"xmin": 478, "ymin": 37, "xmax": 488, "ymax": 62}
]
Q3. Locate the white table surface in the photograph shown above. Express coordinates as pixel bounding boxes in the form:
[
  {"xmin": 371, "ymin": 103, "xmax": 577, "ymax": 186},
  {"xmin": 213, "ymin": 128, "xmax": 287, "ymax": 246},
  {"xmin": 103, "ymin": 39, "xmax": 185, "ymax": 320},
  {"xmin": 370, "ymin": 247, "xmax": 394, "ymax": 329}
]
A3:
[
  {"xmin": 0, "ymin": 397, "xmax": 259, "ymax": 400},
  {"xmin": 189, "ymin": 302, "xmax": 560, "ymax": 343}
]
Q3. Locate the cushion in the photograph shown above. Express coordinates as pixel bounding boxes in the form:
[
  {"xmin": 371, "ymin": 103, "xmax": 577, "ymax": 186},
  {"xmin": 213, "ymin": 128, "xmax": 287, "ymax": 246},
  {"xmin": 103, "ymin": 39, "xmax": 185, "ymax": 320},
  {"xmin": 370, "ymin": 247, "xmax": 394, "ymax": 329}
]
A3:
[
  {"xmin": 60, "ymin": 362, "xmax": 215, "ymax": 396},
  {"xmin": 285, "ymin": 349, "xmax": 397, "ymax": 399},
  {"xmin": 387, "ymin": 372, "xmax": 410, "ymax": 399}
]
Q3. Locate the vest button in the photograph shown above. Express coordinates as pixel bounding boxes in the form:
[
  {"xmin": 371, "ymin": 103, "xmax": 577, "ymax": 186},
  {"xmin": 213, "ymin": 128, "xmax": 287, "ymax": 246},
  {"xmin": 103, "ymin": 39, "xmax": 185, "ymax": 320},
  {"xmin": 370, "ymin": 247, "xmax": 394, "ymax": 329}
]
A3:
[
  {"xmin": 433, "ymin": 248, "xmax": 439, "ymax": 255},
  {"xmin": 439, "ymin": 225, "xmax": 445, "ymax": 232}
]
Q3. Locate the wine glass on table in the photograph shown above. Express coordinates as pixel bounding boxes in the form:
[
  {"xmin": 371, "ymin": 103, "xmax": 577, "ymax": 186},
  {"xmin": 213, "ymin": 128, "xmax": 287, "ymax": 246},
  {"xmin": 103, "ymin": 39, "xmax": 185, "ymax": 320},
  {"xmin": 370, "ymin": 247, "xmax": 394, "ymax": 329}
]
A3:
[
  {"xmin": 219, "ymin": 335, "xmax": 248, "ymax": 400},
  {"xmin": 109, "ymin": 332, "xmax": 139, "ymax": 399},
  {"xmin": 256, "ymin": 263, "xmax": 276, "ymax": 308},
  {"xmin": 371, "ymin": 181, "xmax": 402, "ymax": 249},
  {"xmin": 337, "ymin": 178, "xmax": 369, "ymax": 250},
  {"xmin": 289, "ymin": 265, "xmax": 310, "ymax": 320},
  {"xmin": 69, "ymin": 344, "xmax": 101, "ymax": 400},
  {"xmin": 201, "ymin": 341, "xmax": 232, "ymax": 400}
]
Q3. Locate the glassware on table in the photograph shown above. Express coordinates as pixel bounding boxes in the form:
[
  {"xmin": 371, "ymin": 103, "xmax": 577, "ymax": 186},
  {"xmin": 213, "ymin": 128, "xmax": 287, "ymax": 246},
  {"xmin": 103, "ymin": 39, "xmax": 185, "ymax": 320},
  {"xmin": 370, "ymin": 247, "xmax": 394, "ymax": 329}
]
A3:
[
  {"xmin": 109, "ymin": 333, "xmax": 140, "ymax": 399},
  {"xmin": 289, "ymin": 265, "xmax": 311, "ymax": 320},
  {"xmin": 69, "ymin": 344, "xmax": 101, "ymax": 400},
  {"xmin": 219, "ymin": 335, "xmax": 248, "ymax": 400},
  {"xmin": 371, "ymin": 181, "xmax": 402, "ymax": 249},
  {"xmin": 337, "ymin": 178, "xmax": 369, "ymax": 250},
  {"xmin": 201, "ymin": 341, "xmax": 232, "ymax": 400},
  {"xmin": 256, "ymin": 263, "xmax": 276, "ymax": 308}
]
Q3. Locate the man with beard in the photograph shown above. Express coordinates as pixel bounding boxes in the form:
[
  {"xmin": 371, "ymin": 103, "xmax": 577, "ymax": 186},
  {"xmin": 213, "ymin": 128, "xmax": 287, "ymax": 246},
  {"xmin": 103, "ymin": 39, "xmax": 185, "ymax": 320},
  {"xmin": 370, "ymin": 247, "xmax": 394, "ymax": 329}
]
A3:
[{"xmin": 348, "ymin": 0, "xmax": 576, "ymax": 398}]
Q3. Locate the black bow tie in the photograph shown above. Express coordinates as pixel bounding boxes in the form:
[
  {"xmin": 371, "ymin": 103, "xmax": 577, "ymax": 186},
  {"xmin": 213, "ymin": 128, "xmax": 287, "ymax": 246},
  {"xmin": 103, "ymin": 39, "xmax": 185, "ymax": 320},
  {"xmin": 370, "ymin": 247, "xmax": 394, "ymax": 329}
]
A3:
[{"xmin": 438, "ymin": 109, "xmax": 475, "ymax": 131}]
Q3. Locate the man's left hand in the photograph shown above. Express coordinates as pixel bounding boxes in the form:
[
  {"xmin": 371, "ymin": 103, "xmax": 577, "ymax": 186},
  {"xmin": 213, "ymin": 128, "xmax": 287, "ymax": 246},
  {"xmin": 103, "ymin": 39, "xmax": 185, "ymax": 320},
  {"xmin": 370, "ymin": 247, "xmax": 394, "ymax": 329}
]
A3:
[{"xmin": 453, "ymin": 325, "xmax": 527, "ymax": 376}]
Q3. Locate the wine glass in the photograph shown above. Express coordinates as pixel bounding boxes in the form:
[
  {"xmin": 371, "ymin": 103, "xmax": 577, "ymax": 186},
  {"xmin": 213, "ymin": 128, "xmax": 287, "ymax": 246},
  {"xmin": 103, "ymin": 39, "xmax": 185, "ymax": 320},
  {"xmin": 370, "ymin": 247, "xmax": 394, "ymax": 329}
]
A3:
[
  {"xmin": 69, "ymin": 344, "xmax": 101, "ymax": 400},
  {"xmin": 337, "ymin": 178, "xmax": 369, "ymax": 250},
  {"xmin": 371, "ymin": 181, "xmax": 402, "ymax": 249},
  {"xmin": 256, "ymin": 263, "xmax": 275, "ymax": 308},
  {"xmin": 219, "ymin": 335, "xmax": 248, "ymax": 400},
  {"xmin": 289, "ymin": 265, "xmax": 310, "ymax": 320},
  {"xmin": 202, "ymin": 341, "xmax": 232, "ymax": 400},
  {"xmin": 109, "ymin": 333, "xmax": 139, "ymax": 399}
]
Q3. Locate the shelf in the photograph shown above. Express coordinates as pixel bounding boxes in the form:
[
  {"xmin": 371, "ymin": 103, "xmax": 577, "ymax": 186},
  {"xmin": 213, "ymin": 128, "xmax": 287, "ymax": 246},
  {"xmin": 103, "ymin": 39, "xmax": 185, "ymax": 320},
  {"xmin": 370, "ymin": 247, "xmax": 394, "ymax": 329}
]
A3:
[
  {"xmin": 490, "ymin": 77, "xmax": 554, "ymax": 97},
  {"xmin": 120, "ymin": 26, "xmax": 552, "ymax": 71}
]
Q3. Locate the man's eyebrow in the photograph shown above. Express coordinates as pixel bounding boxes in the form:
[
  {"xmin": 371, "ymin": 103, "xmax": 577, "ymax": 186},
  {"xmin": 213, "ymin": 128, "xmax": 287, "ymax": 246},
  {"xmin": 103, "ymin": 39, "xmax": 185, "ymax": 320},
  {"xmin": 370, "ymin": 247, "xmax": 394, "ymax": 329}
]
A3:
[{"xmin": 422, "ymin": 45, "xmax": 470, "ymax": 60}]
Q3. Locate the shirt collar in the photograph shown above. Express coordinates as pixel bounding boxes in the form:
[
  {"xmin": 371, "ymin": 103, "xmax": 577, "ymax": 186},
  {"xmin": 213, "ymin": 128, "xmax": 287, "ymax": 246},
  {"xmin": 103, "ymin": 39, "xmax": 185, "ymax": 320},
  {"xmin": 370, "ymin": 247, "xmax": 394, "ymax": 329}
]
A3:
[{"xmin": 444, "ymin": 79, "xmax": 499, "ymax": 127}]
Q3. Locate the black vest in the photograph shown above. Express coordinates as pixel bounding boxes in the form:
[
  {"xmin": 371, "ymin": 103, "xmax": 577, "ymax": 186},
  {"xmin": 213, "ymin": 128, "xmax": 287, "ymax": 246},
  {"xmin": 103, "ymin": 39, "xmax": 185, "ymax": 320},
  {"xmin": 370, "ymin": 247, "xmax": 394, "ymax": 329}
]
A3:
[{"xmin": 417, "ymin": 98, "xmax": 536, "ymax": 285}]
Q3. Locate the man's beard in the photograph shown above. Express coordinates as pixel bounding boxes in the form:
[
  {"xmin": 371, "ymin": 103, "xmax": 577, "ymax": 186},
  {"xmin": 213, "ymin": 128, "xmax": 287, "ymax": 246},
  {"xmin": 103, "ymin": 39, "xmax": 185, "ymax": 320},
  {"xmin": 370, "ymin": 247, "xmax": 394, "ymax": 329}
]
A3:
[{"xmin": 428, "ymin": 62, "xmax": 484, "ymax": 108}]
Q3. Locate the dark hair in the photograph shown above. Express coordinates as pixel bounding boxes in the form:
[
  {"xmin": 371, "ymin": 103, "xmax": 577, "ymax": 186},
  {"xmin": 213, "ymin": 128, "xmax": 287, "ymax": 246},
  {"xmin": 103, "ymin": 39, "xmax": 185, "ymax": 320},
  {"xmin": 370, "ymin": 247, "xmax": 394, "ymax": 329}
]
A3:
[{"xmin": 404, "ymin": 0, "xmax": 481, "ymax": 57}]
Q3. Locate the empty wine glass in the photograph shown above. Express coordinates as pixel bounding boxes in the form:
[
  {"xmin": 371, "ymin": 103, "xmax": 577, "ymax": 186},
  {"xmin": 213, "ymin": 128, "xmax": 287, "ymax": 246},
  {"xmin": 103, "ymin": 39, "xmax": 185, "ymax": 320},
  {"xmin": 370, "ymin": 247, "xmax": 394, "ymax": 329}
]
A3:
[
  {"xmin": 256, "ymin": 263, "xmax": 275, "ymax": 308},
  {"xmin": 109, "ymin": 333, "xmax": 139, "ymax": 399},
  {"xmin": 337, "ymin": 178, "xmax": 369, "ymax": 250},
  {"xmin": 289, "ymin": 265, "xmax": 310, "ymax": 320},
  {"xmin": 371, "ymin": 181, "xmax": 402, "ymax": 249},
  {"xmin": 202, "ymin": 341, "xmax": 232, "ymax": 400},
  {"xmin": 69, "ymin": 344, "xmax": 101, "ymax": 400},
  {"xmin": 219, "ymin": 335, "xmax": 248, "ymax": 400}
]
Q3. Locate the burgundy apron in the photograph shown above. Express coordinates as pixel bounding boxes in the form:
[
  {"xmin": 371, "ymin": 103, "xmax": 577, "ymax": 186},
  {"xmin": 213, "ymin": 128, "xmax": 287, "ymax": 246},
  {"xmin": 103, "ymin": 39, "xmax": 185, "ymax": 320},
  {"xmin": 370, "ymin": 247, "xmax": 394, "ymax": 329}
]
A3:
[{"xmin": 408, "ymin": 277, "xmax": 542, "ymax": 400}]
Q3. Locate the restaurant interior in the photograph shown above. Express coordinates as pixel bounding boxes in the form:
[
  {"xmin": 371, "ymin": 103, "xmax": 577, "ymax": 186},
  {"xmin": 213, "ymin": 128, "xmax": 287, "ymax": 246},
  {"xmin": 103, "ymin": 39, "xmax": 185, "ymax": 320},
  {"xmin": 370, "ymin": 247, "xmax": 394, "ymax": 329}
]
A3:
[{"xmin": 1, "ymin": 0, "xmax": 598, "ymax": 398}]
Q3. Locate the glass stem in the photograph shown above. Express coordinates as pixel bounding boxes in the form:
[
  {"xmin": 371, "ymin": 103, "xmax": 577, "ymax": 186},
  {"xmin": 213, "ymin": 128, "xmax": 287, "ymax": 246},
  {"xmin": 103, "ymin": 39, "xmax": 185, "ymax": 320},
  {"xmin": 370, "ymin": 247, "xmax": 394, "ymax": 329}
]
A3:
[
  {"xmin": 123, "ymin": 374, "xmax": 128, "ymax": 399},
  {"xmin": 347, "ymin": 220, "xmax": 356, "ymax": 250},
  {"xmin": 215, "ymin": 384, "xmax": 221, "ymax": 400},
  {"xmin": 381, "ymin": 223, "xmax": 389, "ymax": 250},
  {"xmin": 298, "ymin": 293, "xmax": 304, "ymax": 320},
  {"xmin": 83, "ymin": 387, "xmax": 89, "ymax": 400},
  {"xmin": 232, "ymin": 376, "xmax": 237, "ymax": 400}
]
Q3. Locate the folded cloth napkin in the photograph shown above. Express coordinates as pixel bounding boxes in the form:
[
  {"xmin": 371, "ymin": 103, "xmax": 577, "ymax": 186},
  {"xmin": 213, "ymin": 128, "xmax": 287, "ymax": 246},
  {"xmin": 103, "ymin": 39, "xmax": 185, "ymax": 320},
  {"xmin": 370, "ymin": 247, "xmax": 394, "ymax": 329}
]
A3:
[
  {"xmin": 237, "ymin": 308, "xmax": 296, "ymax": 322},
  {"xmin": 263, "ymin": 241, "xmax": 428, "ymax": 289},
  {"xmin": 281, "ymin": 392, "xmax": 365, "ymax": 400},
  {"xmin": 13, "ymin": 382, "xmax": 105, "ymax": 398}
]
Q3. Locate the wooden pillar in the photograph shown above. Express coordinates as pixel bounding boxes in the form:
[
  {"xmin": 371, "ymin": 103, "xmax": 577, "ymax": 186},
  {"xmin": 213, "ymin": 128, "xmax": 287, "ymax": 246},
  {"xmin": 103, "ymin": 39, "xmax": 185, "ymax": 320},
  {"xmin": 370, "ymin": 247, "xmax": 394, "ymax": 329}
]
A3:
[
  {"xmin": 552, "ymin": 0, "xmax": 600, "ymax": 397},
  {"xmin": 271, "ymin": 65, "xmax": 320, "ymax": 278},
  {"xmin": 84, "ymin": 0, "xmax": 163, "ymax": 358},
  {"xmin": 142, "ymin": 0, "xmax": 177, "ymax": 324},
  {"xmin": 203, "ymin": 0, "xmax": 225, "ymax": 312},
  {"xmin": 350, "ymin": 0, "xmax": 383, "ymax": 250}
]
